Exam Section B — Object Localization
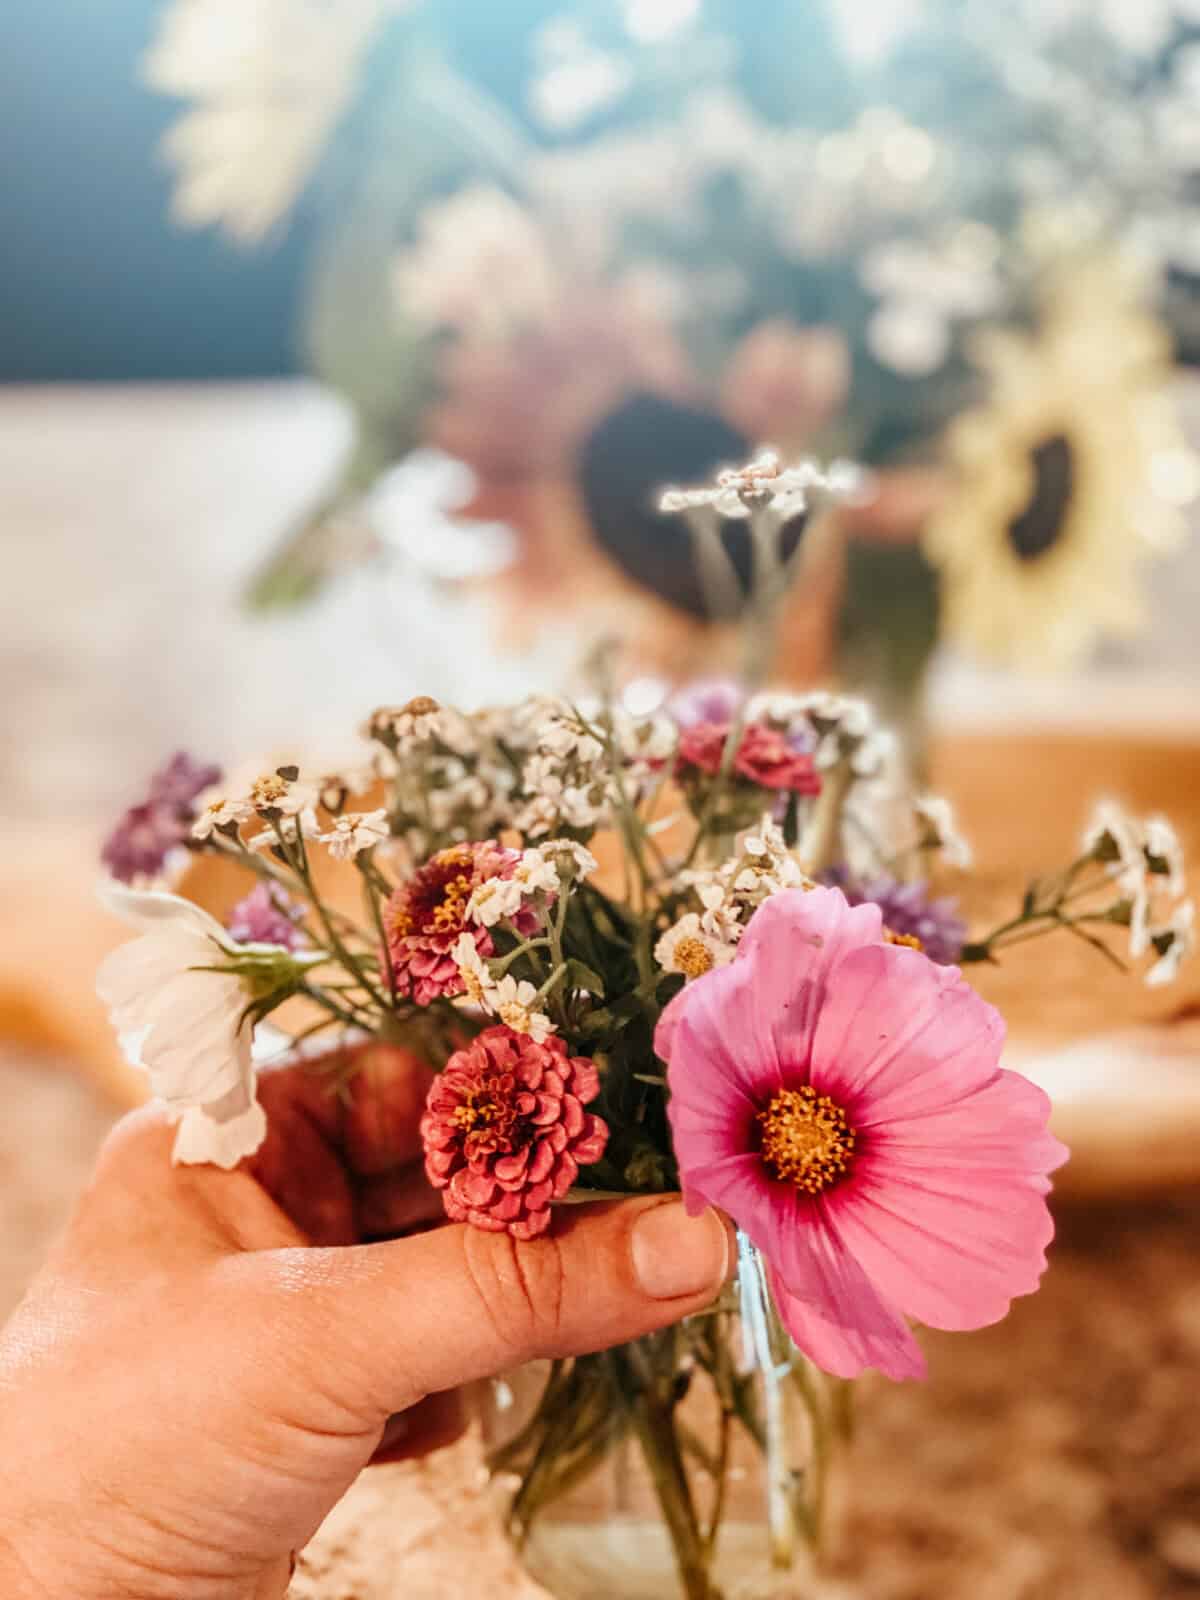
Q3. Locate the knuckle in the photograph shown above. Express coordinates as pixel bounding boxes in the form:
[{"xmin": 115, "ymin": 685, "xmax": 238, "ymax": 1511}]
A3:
[{"xmin": 460, "ymin": 1228, "xmax": 567, "ymax": 1363}]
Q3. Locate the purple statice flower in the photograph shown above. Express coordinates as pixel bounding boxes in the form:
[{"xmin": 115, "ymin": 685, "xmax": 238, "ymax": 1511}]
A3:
[
  {"xmin": 148, "ymin": 751, "xmax": 223, "ymax": 814},
  {"xmin": 669, "ymin": 680, "xmax": 743, "ymax": 729},
  {"xmin": 101, "ymin": 803, "xmax": 187, "ymax": 884},
  {"xmin": 821, "ymin": 867, "xmax": 967, "ymax": 966},
  {"xmin": 226, "ymin": 882, "xmax": 308, "ymax": 950},
  {"xmin": 101, "ymin": 750, "xmax": 224, "ymax": 883}
]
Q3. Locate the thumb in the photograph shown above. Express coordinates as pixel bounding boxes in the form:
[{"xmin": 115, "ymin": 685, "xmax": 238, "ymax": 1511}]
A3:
[{"xmin": 244, "ymin": 1197, "xmax": 732, "ymax": 1427}]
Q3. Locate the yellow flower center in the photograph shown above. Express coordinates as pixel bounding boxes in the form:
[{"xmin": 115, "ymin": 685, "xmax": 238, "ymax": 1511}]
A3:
[
  {"xmin": 884, "ymin": 928, "xmax": 923, "ymax": 952},
  {"xmin": 758, "ymin": 1086, "xmax": 856, "ymax": 1194},
  {"xmin": 674, "ymin": 937, "xmax": 715, "ymax": 979}
]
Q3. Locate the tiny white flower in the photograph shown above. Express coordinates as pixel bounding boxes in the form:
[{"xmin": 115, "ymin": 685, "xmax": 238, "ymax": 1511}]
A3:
[
  {"xmin": 914, "ymin": 793, "xmax": 972, "ymax": 869},
  {"xmin": 1143, "ymin": 815, "xmax": 1186, "ymax": 897},
  {"xmin": 366, "ymin": 697, "xmax": 445, "ymax": 753},
  {"xmin": 191, "ymin": 795, "xmax": 253, "ymax": 840},
  {"xmin": 249, "ymin": 770, "xmax": 317, "ymax": 818},
  {"xmin": 513, "ymin": 848, "xmax": 562, "ymax": 898},
  {"xmin": 467, "ymin": 874, "xmax": 526, "ymax": 929},
  {"xmin": 1146, "ymin": 900, "xmax": 1195, "ymax": 987},
  {"xmin": 96, "ymin": 883, "xmax": 266, "ymax": 1169},
  {"xmin": 656, "ymin": 913, "xmax": 736, "ymax": 980},
  {"xmin": 450, "ymin": 930, "xmax": 496, "ymax": 1006},
  {"xmin": 318, "ymin": 808, "xmax": 390, "ymax": 861},
  {"xmin": 492, "ymin": 976, "xmax": 557, "ymax": 1043},
  {"xmin": 540, "ymin": 839, "xmax": 599, "ymax": 879},
  {"xmin": 245, "ymin": 808, "xmax": 321, "ymax": 854}
]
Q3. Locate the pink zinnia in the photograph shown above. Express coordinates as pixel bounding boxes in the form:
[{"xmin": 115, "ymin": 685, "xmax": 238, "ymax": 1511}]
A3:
[
  {"xmin": 384, "ymin": 841, "xmax": 531, "ymax": 1006},
  {"xmin": 421, "ymin": 1026, "xmax": 609, "ymax": 1240},
  {"xmin": 676, "ymin": 720, "xmax": 821, "ymax": 795},
  {"xmin": 657, "ymin": 887, "xmax": 1067, "ymax": 1381}
]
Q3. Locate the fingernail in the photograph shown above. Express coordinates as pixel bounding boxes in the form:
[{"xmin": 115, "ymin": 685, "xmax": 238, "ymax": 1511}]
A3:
[{"xmin": 631, "ymin": 1201, "xmax": 730, "ymax": 1300}]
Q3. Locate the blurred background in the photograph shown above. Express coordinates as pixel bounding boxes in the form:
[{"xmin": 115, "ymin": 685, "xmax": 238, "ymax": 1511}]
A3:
[{"xmin": 3, "ymin": 2, "xmax": 1200, "ymax": 1596}]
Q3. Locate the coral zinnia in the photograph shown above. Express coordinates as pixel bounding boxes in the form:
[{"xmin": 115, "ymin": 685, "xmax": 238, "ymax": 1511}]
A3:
[
  {"xmin": 676, "ymin": 721, "xmax": 821, "ymax": 795},
  {"xmin": 421, "ymin": 1026, "xmax": 609, "ymax": 1240},
  {"xmin": 384, "ymin": 841, "xmax": 530, "ymax": 1006},
  {"xmin": 656, "ymin": 887, "xmax": 1067, "ymax": 1381}
]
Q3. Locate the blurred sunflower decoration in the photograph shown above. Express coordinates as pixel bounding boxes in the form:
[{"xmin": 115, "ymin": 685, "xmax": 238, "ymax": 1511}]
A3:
[
  {"xmin": 925, "ymin": 256, "xmax": 1199, "ymax": 669},
  {"xmin": 142, "ymin": 0, "xmax": 1200, "ymax": 709}
]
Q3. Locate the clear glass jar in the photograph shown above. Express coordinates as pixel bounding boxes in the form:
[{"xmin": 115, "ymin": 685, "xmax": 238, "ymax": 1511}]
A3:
[{"xmin": 477, "ymin": 1304, "xmax": 847, "ymax": 1600}]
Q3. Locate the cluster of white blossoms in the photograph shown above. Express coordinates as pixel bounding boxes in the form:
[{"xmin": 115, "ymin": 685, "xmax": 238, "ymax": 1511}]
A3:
[
  {"xmin": 513, "ymin": 707, "xmax": 613, "ymax": 838},
  {"xmin": 450, "ymin": 839, "xmax": 600, "ymax": 1040},
  {"xmin": 660, "ymin": 451, "xmax": 863, "ymax": 522},
  {"xmin": 466, "ymin": 839, "xmax": 598, "ymax": 928},
  {"xmin": 658, "ymin": 817, "xmax": 812, "ymax": 979},
  {"xmin": 1085, "ymin": 802, "xmax": 1193, "ymax": 985},
  {"xmin": 192, "ymin": 768, "xmax": 393, "ymax": 862},
  {"xmin": 452, "ymin": 934, "xmax": 558, "ymax": 1045}
]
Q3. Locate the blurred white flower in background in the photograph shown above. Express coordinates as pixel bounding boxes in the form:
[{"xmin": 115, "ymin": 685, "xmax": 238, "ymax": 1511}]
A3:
[
  {"xmin": 393, "ymin": 187, "xmax": 561, "ymax": 337},
  {"xmin": 144, "ymin": 0, "xmax": 410, "ymax": 240}
]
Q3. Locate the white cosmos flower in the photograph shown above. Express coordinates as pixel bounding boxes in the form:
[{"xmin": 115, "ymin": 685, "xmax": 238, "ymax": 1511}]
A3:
[
  {"xmin": 96, "ymin": 883, "xmax": 266, "ymax": 1169},
  {"xmin": 143, "ymin": 0, "xmax": 400, "ymax": 241}
]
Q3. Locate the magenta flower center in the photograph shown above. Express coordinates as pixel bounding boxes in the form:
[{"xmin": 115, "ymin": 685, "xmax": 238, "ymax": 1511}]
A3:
[{"xmin": 758, "ymin": 1086, "xmax": 856, "ymax": 1194}]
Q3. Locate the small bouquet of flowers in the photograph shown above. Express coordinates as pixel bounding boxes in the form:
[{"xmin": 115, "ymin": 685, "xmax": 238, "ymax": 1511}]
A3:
[{"xmin": 98, "ymin": 456, "xmax": 1193, "ymax": 1600}]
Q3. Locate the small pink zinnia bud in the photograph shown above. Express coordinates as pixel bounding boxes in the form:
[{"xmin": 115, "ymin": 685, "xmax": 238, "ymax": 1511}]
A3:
[
  {"xmin": 420, "ymin": 1026, "xmax": 609, "ymax": 1241},
  {"xmin": 676, "ymin": 720, "xmax": 821, "ymax": 796}
]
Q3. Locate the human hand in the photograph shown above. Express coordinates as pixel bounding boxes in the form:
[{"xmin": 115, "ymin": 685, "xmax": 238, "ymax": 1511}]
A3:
[{"xmin": 0, "ymin": 1043, "xmax": 731, "ymax": 1600}]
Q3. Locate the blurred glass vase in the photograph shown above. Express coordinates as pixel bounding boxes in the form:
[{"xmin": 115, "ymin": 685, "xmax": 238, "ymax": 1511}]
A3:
[{"xmin": 479, "ymin": 1275, "xmax": 848, "ymax": 1600}]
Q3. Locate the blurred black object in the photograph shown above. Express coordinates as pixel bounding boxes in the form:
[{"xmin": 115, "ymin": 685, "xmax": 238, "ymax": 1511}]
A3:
[{"xmin": 577, "ymin": 391, "xmax": 807, "ymax": 621}]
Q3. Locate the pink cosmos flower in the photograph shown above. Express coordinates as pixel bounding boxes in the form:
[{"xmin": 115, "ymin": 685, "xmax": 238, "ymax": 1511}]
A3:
[
  {"xmin": 384, "ymin": 841, "xmax": 535, "ymax": 1006},
  {"xmin": 676, "ymin": 720, "xmax": 821, "ymax": 795},
  {"xmin": 421, "ymin": 1025, "xmax": 609, "ymax": 1240},
  {"xmin": 656, "ymin": 886, "xmax": 1067, "ymax": 1381}
]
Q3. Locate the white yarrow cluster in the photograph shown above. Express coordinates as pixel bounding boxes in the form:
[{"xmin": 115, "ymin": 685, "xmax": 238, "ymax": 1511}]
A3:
[
  {"xmin": 681, "ymin": 816, "xmax": 812, "ymax": 948},
  {"xmin": 660, "ymin": 451, "xmax": 862, "ymax": 521},
  {"xmin": 1084, "ymin": 802, "xmax": 1193, "ymax": 981}
]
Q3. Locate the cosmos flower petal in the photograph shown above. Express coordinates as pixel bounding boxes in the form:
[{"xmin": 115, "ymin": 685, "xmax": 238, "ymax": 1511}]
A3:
[
  {"xmin": 97, "ymin": 894, "xmax": 264, "ymax": 1167},
  {"xmin": 659, "ymin": 961, "xmax": 783, "ymax": 1104},
  {"xmin": 733, "ymin": 887, "xmax": 884, "ymax": 1059},
  {"xmin": 172, "ymin": 1096, "xmax": 268, "ymax": 1171},
  {"xmin": 809, "ymin": 943, "xmax": 1006, "ymax": 1122},
  {"xmin": 768, "ymin": 1235, "xmax": 926, "ymax": 1383},
  {"xmin": 826, "ymin": 1162, "xmax": 1057, "ymax": 1333}
]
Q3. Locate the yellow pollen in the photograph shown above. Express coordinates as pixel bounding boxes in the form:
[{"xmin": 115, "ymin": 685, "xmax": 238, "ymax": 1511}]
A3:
[
  {"xmin": 674, "ymin": 937, "xmax": 715, "ymax": 979},
  {"xmin": 758, "ymin": 1086, "xmax": 856, "ymax": 1194},
  {"xmin": 453, "ymin": 1094, "xmax": 498, "ymax": 1132},
  {"xmin": 884, "ymin": 928, "xmax": 923, "ymax": 952},
  {"xmin": 432, "ymin": 872, "xmax": 472, "ymax": 929}
]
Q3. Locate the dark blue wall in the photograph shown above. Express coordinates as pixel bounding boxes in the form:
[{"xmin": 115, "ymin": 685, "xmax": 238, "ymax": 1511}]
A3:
[{"xmin": 0, "ymin": 1, "xmax": 308, "ymax": 380}]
